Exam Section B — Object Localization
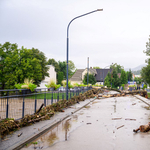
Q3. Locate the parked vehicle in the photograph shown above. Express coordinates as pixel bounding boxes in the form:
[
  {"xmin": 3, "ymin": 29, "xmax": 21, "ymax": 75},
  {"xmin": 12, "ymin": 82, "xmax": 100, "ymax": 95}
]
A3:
[{"xmin": 57, "ymin": 86, "xmax": 66, "ymax": 92}]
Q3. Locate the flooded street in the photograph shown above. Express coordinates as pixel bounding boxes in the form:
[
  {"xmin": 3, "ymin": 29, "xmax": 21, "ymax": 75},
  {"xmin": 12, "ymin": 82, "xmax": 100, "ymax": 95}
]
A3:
[{"xmin": 21, "ymin": 96, "xmax": 150, "ymax": 150}]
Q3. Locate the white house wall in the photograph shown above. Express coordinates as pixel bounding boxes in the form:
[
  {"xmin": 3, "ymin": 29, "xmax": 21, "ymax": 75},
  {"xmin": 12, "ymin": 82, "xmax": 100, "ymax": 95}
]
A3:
[{"xmin": 38, "ymin": 65, "xmax": 56, "ymax": 89}]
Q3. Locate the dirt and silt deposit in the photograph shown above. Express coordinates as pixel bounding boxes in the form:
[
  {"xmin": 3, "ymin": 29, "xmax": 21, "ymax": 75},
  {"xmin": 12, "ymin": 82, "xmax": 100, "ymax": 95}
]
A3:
[{"xmin": 21, "ymin": 93, "xmax": 150, "ymax": 150}]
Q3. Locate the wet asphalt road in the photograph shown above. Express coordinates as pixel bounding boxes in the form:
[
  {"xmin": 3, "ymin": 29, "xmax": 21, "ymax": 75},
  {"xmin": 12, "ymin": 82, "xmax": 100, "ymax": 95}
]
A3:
[{"xmin": 21, "ymin": 95, "xmax": 150, "ymax": 150}]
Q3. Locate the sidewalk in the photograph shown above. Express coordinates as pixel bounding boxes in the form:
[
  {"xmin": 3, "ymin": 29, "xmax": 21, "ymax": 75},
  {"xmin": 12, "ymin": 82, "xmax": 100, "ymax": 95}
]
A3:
[
  {"xmin": 0, "ymin": 98, "xmax": 95, "ymax": 150},
  {"xmin": 134, "ymin": 95, "xmax": 150, "ymax": 106}
]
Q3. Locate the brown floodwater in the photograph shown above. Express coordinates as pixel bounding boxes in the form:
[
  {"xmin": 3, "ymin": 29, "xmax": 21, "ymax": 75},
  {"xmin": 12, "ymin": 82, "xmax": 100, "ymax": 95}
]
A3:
[{"xmin": 21, "ymin": 96, "xmax": 150, "ymax": 150}]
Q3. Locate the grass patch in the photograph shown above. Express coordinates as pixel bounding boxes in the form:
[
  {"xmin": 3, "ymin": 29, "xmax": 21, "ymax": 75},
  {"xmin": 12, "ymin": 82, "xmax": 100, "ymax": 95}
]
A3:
[
  {"xmin": 26, "ymin": 92, "xmax": 77, "ymax": 99},
  {"xmin": 148, "ymin": 93, "xmax": 150, "ymax": 98}
]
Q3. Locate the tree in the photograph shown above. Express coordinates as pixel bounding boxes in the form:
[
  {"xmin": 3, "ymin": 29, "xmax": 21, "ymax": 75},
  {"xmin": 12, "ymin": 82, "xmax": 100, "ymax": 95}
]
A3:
[
  {"xmin": 93, "ymin": 66, "xmax": 101, "ymax": 69},
  {"xmin": 57, "ymin": 72, "xmax": 64, "ymax": 85},
  {"xmin": 120, "ymin": 69, "xmax": 128, "ymax": 84},
  {"xmin": 141, "ymin": 64, "xmax": 150, "ymax": 85},
  {"xmin": 68, "ymin": 60, "xmax": 76, "ymax": 78},
  {"xmin": 58, "ymin": 60, "xmax": 76, "ymax": 79},
  {"xmin": 104, "ymin": 72, "xmax": 112, "ymax": 87},
  {"xmin": 141, "ymin": 35, "xmax": 150, "ymax": 85},
  {"xmin": 47, "ymin": 58, "xmax": 60, "ymax": 73},
  {"xmin": 58, "ymin": 61, "xmax": 66, "ymax": 79},
  {"xmin": 134, "ymin": 77, "xmax": 142, "ymax": 85},
  {"xmin": 127, "ymin": 69, "xmax": 133, "ymax": 81},
  {"xmin": 111, "ymin": 69, "xmax": 121, "ymax": 88},
  {"xmin": 110, "ymin": 63, "xmax": 124, "ymax": 73},
  {"xmin": 83, "ymin": 73, "xmax": 96, "ymax": 85},
  {"xmin": 0, "ymin": 42, "xmax": 48, "ymax": 89}
]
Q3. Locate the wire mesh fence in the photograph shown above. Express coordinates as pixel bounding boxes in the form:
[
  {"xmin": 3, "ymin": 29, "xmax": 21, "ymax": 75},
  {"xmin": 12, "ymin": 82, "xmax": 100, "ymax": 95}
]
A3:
[{"xmin": 0, "ymin": 87, "xmax": 91, "ymax": 120}]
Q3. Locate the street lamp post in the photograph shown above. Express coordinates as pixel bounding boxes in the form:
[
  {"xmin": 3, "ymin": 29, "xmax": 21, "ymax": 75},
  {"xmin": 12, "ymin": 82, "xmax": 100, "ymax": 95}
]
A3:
[
  {"xmin": 66, "ymin": 9, "xmax": 103, "ymax": 100},
  {"xmin": 87, "ymin": 57, "xmax": 89, "ymax": 86}
]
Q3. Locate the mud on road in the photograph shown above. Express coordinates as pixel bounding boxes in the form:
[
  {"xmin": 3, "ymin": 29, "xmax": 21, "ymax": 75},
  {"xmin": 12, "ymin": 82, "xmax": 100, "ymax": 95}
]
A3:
[{"xmin": 21, "ymin": 95, "xmax": 150, "ymax": 150}]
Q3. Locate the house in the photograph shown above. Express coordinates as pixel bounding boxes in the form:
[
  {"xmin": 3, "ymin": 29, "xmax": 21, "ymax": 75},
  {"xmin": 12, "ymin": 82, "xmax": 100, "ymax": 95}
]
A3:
[
  {"xmin": 69, "ymin": 68, "xmax": 112, "ymax": 85},
  {"xmin": 37, "ymin": 65, "xmax": 56, "ymax": 89},
  {"xmin": 95, "ymin": 69, "xmax": 113, "ymax": 84}
]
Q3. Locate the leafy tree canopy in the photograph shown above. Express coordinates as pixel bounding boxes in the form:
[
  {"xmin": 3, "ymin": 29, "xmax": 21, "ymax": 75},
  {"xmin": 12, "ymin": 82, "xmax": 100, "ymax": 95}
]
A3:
[
  {"xmin": 141, "ymin": 35, "xmax": 150, "ymax": 85},
  {"xmin": 93, "ymin": 66, "xmax": 101, "ymax": 69},
  {"xmin": 0, "ymin": 42, "xmax": 48, "ymax": 89},
  {"xmin": 126, "ymin": 69, "xmax": 133, "ymax": 81},
  {"xmin": 104, "ymin": 72, "xmax": 112, "ymax": 87},
  {"xmin": 83, "ymin": 73, "xmax": 96, "ymax": 85},
  {"xmin": 110, "ymin": 63, "xmax": 124, "ymax": 73},
  {"xmin": 47, "ymin": 58, "xmax": 60, "ymax": 73},
  {"xmin": 121, "ymin": 69, "xmax": 128, "ymax": 84}
]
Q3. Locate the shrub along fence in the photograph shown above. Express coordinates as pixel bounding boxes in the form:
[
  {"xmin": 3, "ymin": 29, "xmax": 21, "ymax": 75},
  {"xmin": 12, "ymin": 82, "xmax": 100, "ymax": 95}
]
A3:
[{"xmin": 0, "ymin": 87, "xmax": 91, "ymax": 120}]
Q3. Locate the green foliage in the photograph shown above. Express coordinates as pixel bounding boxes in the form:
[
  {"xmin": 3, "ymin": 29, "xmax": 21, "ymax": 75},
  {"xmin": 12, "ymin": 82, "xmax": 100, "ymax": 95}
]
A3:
[
  {"xmin": 15, "ymin": 79, "xmax": 37, "ymax": 92},
  {"xmin": 58, "ymin": 60, "xmax": 76, "ymax": 79},
  {"xmin": 142, "ymin": 84, "xmax": 147, "ymax": 90},
  {"xmin": 121, "ymin": 84, "xmax": 125, "ymax": 90},
  {"xmin": 58, "ymin": 61, "xmax": 66, "ymax": 79},
  {"xmin": 55, "ymin": 84, "xmax": 61, "ymax": 90},
  {"xmin": 110, "ymin": 63, "xmax": 124, "ymax": 73},
  {"xmin": 45, "ymin": 80, "xmax": 61, "ymax": 90},
  {"xmin": 93, "ymin": 66, "xmax": 101, "ymax": 69},
  {"xmin": 134, "ymin": 77, "xmax": 142, "ymax": 84},
  {"xmin": 45, "ymin": 80, "xmax": 56, "ymax": 88},
  {"xmin": 28, "ymin": 83, "xmax": 37, "ymax": 92},
  {"xmin": 141, "ymin": 36, "xmax": 150, "ymax": 84},
  {"xmin": 121, "ymin": 69, "xmax": 128, "ymax": 84},
  {"xmin": 62, "ymin": 81, "xmax": 73, "ymax": 89},
  {"xmin": 127, "ymin": 69, "xmax": 133, "ymax": 81},
  {"xmin": 83, "ymin": 73, "xmax": 96, "ymax": 85},
  {"xmin": 104, "ymin": 72, "xmax": 112, "ymax": 87},
  {"xmin": 57, "ymin": 72, "xmax": 64, "ymax": 85},
  {"xmin": 0, "ymin": 42, "xmax": 48, "ymax": 89},
  {"xmin": 128, "ymin": 84, "xmax": 136, "ymax": 87},
  {"xmin": 111, "ymin": 69, "xmax": 121, "ymax": 88},
  {"xmin": 14, "ymin": 83, "xmax": 22, "ymax": 89},
  {"xmin": 47, "ymin": 58, "xmax": 60, "ymax": 72}
]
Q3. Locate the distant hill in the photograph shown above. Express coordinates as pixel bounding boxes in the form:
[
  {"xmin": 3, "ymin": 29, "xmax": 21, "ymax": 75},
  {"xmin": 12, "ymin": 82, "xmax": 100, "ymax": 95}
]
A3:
[
  {"xmin": 125, "ymin": 64, "xmax": 146, "ymax": 71},
  {"xmin": 132, "ymin": 64, "xmax": 146, "ymax": 71},
  {"xmin": 125, "ymin": 64, "xmax": 146, "ymax": 75},
  {"xmin": 132, "ymin": 70, "xmax": 141, "ymax": 75}
]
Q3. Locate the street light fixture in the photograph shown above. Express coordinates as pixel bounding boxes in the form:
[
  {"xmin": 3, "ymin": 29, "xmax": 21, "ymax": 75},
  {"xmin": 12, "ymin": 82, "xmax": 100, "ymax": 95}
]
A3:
[{"xmin": 66, "ymin": 9, "xmax": 103, "ymax": 100}]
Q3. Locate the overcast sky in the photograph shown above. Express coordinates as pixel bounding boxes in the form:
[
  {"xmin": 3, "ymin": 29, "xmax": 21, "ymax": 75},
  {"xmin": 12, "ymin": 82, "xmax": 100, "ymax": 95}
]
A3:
[{"xmin": 0, "ymin": 0, "xmax": 150, "ymax": 70}]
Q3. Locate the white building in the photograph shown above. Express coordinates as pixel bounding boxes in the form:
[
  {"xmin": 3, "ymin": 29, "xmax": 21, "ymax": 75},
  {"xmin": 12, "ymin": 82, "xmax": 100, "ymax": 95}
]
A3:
[{"xmin": 38, "ymin": 65, "xmax": 56, "ymax": 89}]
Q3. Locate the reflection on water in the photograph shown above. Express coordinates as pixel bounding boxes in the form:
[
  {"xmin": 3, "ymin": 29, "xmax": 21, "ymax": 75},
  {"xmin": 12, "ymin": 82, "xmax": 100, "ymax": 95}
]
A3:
[
  {"xmin": 63, "ymin": 119, "xmax": 71, "ymax": 141},
  {"xmin": 21, "ymin": 112, "xmax": 83, "ymax": 149},
  {"xmin": 47, "ymin": 132, "xmax": 58, "ymax": 145}
]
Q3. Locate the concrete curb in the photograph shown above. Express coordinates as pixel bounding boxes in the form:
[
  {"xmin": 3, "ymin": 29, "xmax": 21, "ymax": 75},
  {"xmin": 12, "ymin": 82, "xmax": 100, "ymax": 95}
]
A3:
[
  {"xmin": 7, "ymin": 98, "xmax": 97, "ymax": 150},
  {"xmin": 134, "ymin": 95, "xmax": 150, "ymax": 106}
]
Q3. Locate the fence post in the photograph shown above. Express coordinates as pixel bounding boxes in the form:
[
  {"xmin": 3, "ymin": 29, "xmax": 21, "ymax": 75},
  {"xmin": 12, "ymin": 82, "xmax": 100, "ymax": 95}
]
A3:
[
  {"xmin": 44, "ymin": 89, "xmax": 46, "ymax": 106},
  {"xmin": 6, "ymin": 91, "xmax": 9, "ymax": 118},
  {"xmin": 34, "ymin": 93, "xmax": 37, "ymax": 113},
  {"xmin": 57, "ymin": 92, "xmax": 59, "ymax": 102},
  {"xmin": 62, "ymin": 93, "xmax": 64, "ymax": 100},
  {"xmin": 22, "ymin": 96, "xmax": 25, "ymax": 118},
  {"xmin": 51, "ymin": 91, "xmax": 53, "ymax": 104}
]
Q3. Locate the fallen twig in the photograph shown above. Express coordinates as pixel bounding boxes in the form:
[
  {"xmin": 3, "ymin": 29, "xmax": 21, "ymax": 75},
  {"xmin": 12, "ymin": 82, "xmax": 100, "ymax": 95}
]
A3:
[
  {"xmin": 112, "ymin": 118, "xmax": 122, "ymax": 120},
  {"xmin": 125, "ymin": 118, "xmax": 136, "ymax": 121},
  {"xmin": 117, "ymin": 125, "xmax": 124, "ymax": 130}
]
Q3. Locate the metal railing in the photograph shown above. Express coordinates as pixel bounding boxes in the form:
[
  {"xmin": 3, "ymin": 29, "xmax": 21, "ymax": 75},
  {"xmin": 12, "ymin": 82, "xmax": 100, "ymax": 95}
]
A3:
[{"xmin": 0, "ymin": 87, "xmax": 91, "ymax": 120}]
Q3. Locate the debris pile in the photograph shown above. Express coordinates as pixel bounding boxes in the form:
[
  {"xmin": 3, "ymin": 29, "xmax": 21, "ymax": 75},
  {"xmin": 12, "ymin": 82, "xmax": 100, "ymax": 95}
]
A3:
[{"xmin": 0, "ymin": 88, "xmax": 102, "ymax": 138}]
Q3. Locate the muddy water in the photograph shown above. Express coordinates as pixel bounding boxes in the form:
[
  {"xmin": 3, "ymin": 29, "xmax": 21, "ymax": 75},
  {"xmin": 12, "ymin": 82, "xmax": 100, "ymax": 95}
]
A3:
[{"xmin": 21, "ymin": 96, "xmax": 150, "ymax": 150}]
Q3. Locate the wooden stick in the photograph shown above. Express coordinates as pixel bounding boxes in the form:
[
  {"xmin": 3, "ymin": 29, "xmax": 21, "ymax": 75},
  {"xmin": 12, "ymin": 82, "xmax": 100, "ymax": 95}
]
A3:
[
  {"xmin": 117, "ymin": 125, "xmax": 124, "ymax": 130},
  {"xmin": 125, "ymin": 118, "xmax": 136, "ymax": 121},
  {"xmin": 112, "ymin": 118, "xmax": 122, "ymax": 120}
]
